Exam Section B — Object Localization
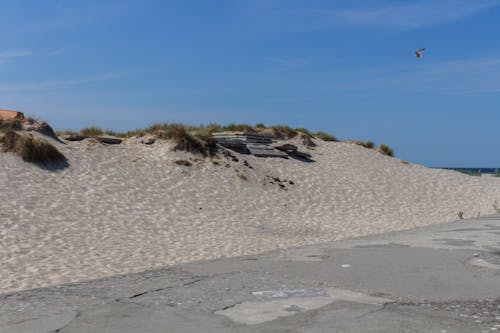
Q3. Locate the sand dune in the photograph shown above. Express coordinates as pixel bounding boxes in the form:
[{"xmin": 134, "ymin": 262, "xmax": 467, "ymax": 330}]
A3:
[{"xmin": 1, "ymin": 136, "xmax": 500, "ymax": 294}]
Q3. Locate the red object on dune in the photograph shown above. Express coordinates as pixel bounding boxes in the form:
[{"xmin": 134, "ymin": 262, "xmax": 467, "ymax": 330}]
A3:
[{"xmin": 0, "ymin": 110, "xmax": 25, "ymax": 121}]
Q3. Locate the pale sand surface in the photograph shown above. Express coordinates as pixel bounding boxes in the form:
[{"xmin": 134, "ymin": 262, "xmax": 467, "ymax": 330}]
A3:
[{"xmin": 1, "ymin": 137, "xmax": 500, "ymax": 294}]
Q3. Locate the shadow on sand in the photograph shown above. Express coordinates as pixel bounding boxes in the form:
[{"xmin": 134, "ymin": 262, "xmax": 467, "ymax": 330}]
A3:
[{"xmin": 35, "ymin": 159, "xmax": 70, "ymax": 171}]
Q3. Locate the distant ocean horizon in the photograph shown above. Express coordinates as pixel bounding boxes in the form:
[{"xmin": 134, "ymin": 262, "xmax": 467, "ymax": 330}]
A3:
[{"xmin": 434, "ymin": 167, "xmax": 500, "ymax": 174}]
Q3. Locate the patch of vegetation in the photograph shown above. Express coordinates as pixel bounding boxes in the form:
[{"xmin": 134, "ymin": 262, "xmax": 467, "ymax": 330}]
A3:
[
  {"xmin": 124, "ymin": 129, "xmax": 146, "ymax": 137},
  {"xmin": 80, "ymin": 126, "xmax": 105, "ymax": 137},
  {"xmin": 294, "ymin": 127, "xmax": 313, "ymax": 137},
  {"xmin": 354, "ymin": 141, "xmax": 375, "ymax": 149},
  {"xmin": 0, "ymin": 119, "xmax": 22, "ymax": 132},
  {"xmin": 0, "ymin": 130, "xmax": 66, "ymax": 165},
  {"xmin": 69, "ymin": 122, "xmax": 339, "ymax": 143},
  {"xmin": 378, "ymin": 144, "xmax": 394, "ymax": 157},
  {"xmin": 165, "ymin": 126, "xmax": 217, "ymax": 156},
  {"xmin": 314, "ymin": 131, "xmax": 338, "ymax": 142},
  {"xmin": 56, "ymin": 129, "xmax": 79, "ymax": 136},
  {"xmin": 457, "ymin": 211, "xmax": 464, "ymax": 219},
  {"xmin": 64, "ymin": 121, "xmax": 403, "ymax": 160},
  {"xmin": 269, "ymin": 125, "xmax": 297, "ymax": 139},
  {"xmin": 222, "ymin": 123, "xmax": 256, "ymax": 133}
]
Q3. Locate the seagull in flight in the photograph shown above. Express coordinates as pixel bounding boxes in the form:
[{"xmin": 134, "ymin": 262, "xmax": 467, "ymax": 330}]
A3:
[{"xmin": 415, "ymin": 48, "xmax": 426, "ymax": 58}]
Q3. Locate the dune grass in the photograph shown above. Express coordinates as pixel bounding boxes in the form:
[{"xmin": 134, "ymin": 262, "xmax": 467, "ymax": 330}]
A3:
[
  {"xmin": 354, "ymin": 141, "xmax": 375, "ymax": 149},
  {"xmin": 80, "ymin": 126, "xmax": 105, "ymax": 136},
  {"xmin": 1, "ymin": 130, "xmax": 66, "ymax": 165},
  {"xmin": 267, "ymin": 125, "xmax": 297, "ymax": 139},
  {"xmin": 170, "ymin": 126, "xmax": 217, "ymax": 156},
  {"xmin": 378, "ymin": 144, "xmax": 394, "ymax": 157},
  {"xmin": 65, "ymin": 123, "xmax": 338, "ymax": 142},
  {"xmin": 349, "ymin": 140, "xmax": 395, "ymax": 157},
  {"xmin": 0, "ymin": 119, "xmax": 22, "ymax": 132},
  {"xmin": 314, "ymin": 131, "xmax": 338, "ymax": 142},
  {"xmin": 59, "ymin": 122, "xmax": 395, "ymax": 156}
]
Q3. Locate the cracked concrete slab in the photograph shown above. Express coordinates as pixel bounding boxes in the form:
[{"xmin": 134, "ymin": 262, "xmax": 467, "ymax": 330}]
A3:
[
  {"xmin": 0, "ymin": 311, "xmax": 77, "ymax": 333},
  {"xmin": 1, "ymin": 216, "xmax": 500, "ymax": 332},
  {"xmin": 216, "ymin": 288, "xmax": 392, "ymax": 324},
  {"xmin": 216, "ymin": 291, "xmax": 335, "ymax": 325},
  {"xmin": 55, "ymin": 302, "xmax": 232, "ymax": 333},
  {"xmin": 468, "ymin": 257, "xmax": 500, "ymax": 270}
]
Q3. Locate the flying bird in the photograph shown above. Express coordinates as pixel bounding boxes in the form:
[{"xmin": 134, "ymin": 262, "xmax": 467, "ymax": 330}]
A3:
[{"xmin": 415, "ymin": 48, "xmax": 426, "ymax": 58}]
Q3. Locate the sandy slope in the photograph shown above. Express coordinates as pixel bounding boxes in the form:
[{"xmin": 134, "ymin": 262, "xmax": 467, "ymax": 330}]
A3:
[{"xmin": 1, "ymin": 136, "xmax": 500, "ymax": 294}]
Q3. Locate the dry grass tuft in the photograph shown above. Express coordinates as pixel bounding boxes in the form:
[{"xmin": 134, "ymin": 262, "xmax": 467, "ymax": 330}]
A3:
[
  {"xmin": 268, "ymin": 125, "xmax": 297, "ymax": 139},
  {"xmin": 378, "ymin": 144, "xmax": 394, "ymax": 157},
  {"xmin": 163, "ymin": 126, "xmax": 217, "ymax": 156},
  {"xmin": 354, "ymin": 141, "xmax": 375, "ymax": 149},
  {"xmin": 1, "ymin": 130, "xmax": 67, "ymax": 165},
  {"xmin": 80, "ymin": 127, "xmax": 105, "ymax": 137},
  {"xmin": 223, "ymin": 123, "xmax": 257, "ymax": 133},
  {"xmin": 314, "ymin": 131, "xmax": 338, "ymax": 142},
  {"xmin": 0, "ymin": 119, "xmax": 22, "ymax": 132},
  {"xmin": 294, "ymin": 128, "xmax": 313, "ymax": 137}
]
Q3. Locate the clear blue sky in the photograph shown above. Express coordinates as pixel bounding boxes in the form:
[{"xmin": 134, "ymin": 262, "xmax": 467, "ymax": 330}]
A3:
[{"xmin": 1, "ymin": 0, "xmax": 499, "ymax": 167}]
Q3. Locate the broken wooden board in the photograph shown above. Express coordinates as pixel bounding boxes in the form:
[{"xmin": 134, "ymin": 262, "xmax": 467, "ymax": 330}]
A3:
[
  {"xmin": 246, "ymin": 144, "xmax": 288, "ymax": 158},
  {"xmin": 62, "ymin": 134, "xmax": 88, "ymax": 141},
  {"xmin": 212, "ymin": 132, "xmax": 275, "ymax": 145},
  {"xmin": 96, "ymin": 136, "xmax": 123, "ymax": 144}
]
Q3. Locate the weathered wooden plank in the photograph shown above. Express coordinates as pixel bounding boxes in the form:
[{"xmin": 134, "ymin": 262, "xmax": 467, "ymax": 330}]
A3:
[
  {"xmin": 290, "ymin": 150, "xmax": 312, "ymax": 159},
  {"xmin": 273, "ymin": 143, "xmax": 298, "ymax": 152},
  {"xmin": 212, "ymin": 132, "xmax": 275, "ymax": 145},
  {"xmin": 62, "ymin": 134, "xmax": 88, "ymax": 141},
  {"xmin": 96, "ymin": 135, "xmax": 123, "ymax": 144},
  {"xmin": 246, "ymin": 144, "xmax": 288, "ymax": 158}
]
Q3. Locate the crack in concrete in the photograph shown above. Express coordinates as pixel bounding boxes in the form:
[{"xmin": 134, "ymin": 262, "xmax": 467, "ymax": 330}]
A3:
[
  {"xmin": 217, "ymin": 302, "xmax": 242, "ymax": 312},
  {"xmin": 109, "ymin": 275, "xmax": 206, "ymax": 304},
  {"xmin": 129, "ymin": 287, "xmax": 170, "ymax": 299},
  {"xmin": 50, "ymin": 311, "xmax": 80, "ymax": 333},
  {"xmin": 182, "ymin": 277, "xmax": 205, "ymax": 286},
  {"xmin": 0, "ymin": 293, "xmax": 14, "ymax": 300},
  {"xmin": 355, "ymin": 301, "xmax": 397, "ymax": 319}
]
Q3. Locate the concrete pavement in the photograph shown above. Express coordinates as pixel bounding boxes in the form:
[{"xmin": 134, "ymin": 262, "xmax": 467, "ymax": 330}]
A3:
[{"xmin": 1, "ymin": 216, "xmax": 500, "ymax": 332}]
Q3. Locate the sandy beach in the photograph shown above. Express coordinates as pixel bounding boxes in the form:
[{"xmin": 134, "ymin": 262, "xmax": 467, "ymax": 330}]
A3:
[{"xmin": 1, "ymin": 135, "xmax": 500, "ymax": 294}]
